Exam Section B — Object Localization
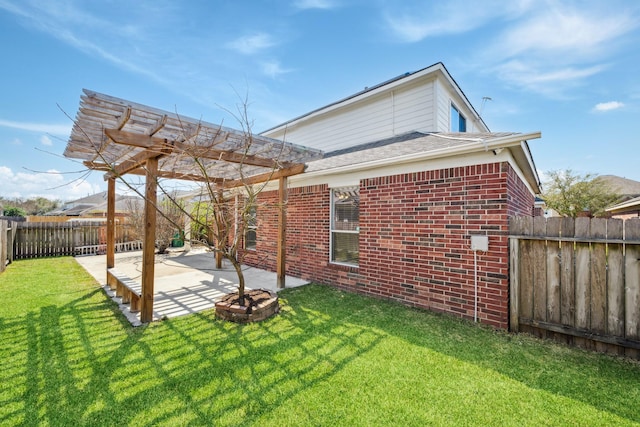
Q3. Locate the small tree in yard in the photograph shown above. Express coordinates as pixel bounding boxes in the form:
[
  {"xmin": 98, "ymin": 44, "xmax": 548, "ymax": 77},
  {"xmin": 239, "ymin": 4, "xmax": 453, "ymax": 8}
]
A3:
[
  {"xmin": 125, "ymin": 194, "xmax": 185, "ymax": 254},
  {"xmin": 542, "ymin": 169, "xmax": 620, "ymax": 217}
]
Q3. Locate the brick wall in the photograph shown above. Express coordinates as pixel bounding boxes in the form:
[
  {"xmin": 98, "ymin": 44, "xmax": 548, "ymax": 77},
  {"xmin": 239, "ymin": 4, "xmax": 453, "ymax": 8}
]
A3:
[{"xmin": 244, "ymin": 162, "xmax": 534, "ymax": 329}]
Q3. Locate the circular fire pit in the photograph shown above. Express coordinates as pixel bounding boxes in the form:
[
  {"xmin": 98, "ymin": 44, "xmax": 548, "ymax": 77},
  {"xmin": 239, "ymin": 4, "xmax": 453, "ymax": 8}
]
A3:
[{"xmin": 214, "ymin": 289, "xmax": 279, "ymax": 323}]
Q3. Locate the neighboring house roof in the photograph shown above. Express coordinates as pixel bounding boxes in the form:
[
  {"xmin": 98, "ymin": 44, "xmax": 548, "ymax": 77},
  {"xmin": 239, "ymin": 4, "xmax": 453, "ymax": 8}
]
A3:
[
  {"xmin": 47, "ymin": 192, "xmax": 143, "ymax": 216},
  {"xmin": 299, "ymin": 131, "xmax": 542, "ymax": 193},
  {"xmin": 597, "ymin": 175, "xmax": 640, "ymax": 198},
  {"xmin": 261, "ymin": 62, "xmax": 489, "ymax": 136},
  {"xmin": 606, "ymin": 195, "xmax": 640, "ymax": 215},
  {"xmin": 81, "ymin": 196, "xmax": 144, "ymax": 216},
  {"xmin": 69, "ymin": 191, "xmax": 109, "ymax": 206}
]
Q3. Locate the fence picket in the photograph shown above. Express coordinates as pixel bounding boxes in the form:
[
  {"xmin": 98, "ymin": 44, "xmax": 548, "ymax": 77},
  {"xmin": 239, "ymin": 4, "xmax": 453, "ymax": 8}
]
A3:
[
  {"xmin": 514, "ymin": 217, "xmax": 534, "ymax": 322},
  {"xmin": 0, "ymin": 220, "xmax": 7, "ymax": 273},
  {"xmin": 590, "ymin": 218, "xmax": 607, "ymax": 335},
  {"xmin": 607, "ymin": 219, "xmax": 625, "ymax": 337},
  {"xmin": 625, "ymin": 219, "xmax": 640, "ymax": 341},
  {"xmin": 546, "ymin": 218, "xmax": 561, "ymax": 324},
  {"xmin": 532, "ymin": 217, "xmax": 547, "ymax": 323},
  {"xmin": 574, "ymin": 218, "xmax": 591, "ymax": 330},
  {"xmin": 560, "ymin": 217, "xmax": 575, "ymax": 327}
]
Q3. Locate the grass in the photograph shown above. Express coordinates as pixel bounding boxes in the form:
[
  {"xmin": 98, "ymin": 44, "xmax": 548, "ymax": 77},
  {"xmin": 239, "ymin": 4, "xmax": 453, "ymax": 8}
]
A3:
[{"xmin": 1, "ymin": 258, "xmax": 640, "ymax": 426}]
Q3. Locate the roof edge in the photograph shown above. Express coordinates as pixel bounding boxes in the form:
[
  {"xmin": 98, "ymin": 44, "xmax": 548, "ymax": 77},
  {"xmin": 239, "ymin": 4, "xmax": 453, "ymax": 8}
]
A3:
[
  {"xmin": 298, "ymin": 132, "xmax": 541, "ymax": 186},
  {"xmin": 260, "ymin": 62, "xmax": 488, "ymax": 135}
]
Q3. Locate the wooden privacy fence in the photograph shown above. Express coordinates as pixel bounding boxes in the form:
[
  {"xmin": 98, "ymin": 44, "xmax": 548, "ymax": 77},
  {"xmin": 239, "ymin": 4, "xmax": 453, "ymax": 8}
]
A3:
[
  {"xmin": 13, "ymin": 221, "xmax": 139, "ymax": 259},
  {"xmin": 510, "ymin": 216, "xmax": 640, "ymax": 357}
]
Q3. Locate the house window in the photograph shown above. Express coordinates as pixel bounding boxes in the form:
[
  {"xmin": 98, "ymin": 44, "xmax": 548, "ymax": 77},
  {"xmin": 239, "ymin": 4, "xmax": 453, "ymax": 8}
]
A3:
[
  {"xmin": 331, "ymin": 187, "xmax": 359, "ymax": 266},
  {"xmin": 451, "ymin": 103, "xmax": 467, "ymax": 132},
  {"xmin": 245, "ymin": 203, "xmax": 257, "ymax": 250}
]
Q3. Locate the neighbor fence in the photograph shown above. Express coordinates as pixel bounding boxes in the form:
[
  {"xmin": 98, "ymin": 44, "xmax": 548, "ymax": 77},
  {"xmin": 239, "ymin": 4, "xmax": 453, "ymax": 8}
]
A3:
[
  {"xmin": 12, "ymin": 220, "xmax": 141, "ymax": 259},
  {"xmin": 0, "ymin": 219, "xmax": 13, "ymax": 273},
  {"xmin": 509, "ymin": 216, "xmax": 640, "ymax": 358}
]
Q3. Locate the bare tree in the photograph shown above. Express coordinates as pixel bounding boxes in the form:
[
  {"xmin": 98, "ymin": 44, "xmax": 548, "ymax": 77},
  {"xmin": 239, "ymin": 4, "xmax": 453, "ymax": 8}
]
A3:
[
  {"xmin": 178, "ymin": 100, "xmax": 285, "ymax": 304},
  {"xmin": 125, "ymin": 193, "xmax": 184, "ymax": 254}
]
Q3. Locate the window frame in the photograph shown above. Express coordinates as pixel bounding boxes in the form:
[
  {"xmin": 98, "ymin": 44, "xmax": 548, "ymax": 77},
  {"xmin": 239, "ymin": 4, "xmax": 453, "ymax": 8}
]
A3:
[
  {"xmin": 450, "ymin": 103, "xmax": 467, "ymax": 132},
  {"xmin": 329, "ymin": 187, "xmax": 360, "ymax": 267},
  {"xmin": 244, "ymin": 202, "xmax": 257, "ymax": 251}
]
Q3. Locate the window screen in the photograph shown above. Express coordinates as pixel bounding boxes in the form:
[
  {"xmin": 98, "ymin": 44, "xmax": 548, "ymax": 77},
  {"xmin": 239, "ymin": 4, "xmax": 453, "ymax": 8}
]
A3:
[{"xmin": 331, "ymin": 187, "xmax": 359, "ymax": 266}]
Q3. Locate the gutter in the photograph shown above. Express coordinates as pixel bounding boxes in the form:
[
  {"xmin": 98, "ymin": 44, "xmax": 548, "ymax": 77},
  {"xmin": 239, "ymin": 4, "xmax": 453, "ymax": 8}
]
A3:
[{"xmin": 298, "ymin": 131, "xmax": 541, "ymax": 180}]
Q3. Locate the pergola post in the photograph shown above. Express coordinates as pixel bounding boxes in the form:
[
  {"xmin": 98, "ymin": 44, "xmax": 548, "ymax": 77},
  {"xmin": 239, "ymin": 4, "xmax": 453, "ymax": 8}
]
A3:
[
  {"xmin": 106, "ymin": 177, "xmax": 116, "ymax": 270},
  {"xmin": 183, "ymin": 212, "xmax": 191, "ymax": 252},
  {"xmin": 140, "ymin": 157, "xmax": 158, "ymax": 323},
  {"xmin": 277, "ymin": 176, "xmax": 287, "ymax": 289},
  {"xmin": 215, "ymin": 186, "xmax": 224, "ymax": 269}
]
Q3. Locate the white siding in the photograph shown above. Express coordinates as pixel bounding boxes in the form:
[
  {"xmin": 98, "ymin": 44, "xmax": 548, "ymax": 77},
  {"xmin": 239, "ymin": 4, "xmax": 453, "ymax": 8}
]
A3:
[
  {"xmin": 265, "ymin": 78, "xmax": 437, "ymax": 152},
  {"xmin": 435, "ymin": 80, "xmax": 451, "ymax": 132},
  {"xmin": 264, "ymin": 68, "xmax": 488, "ymax": 152}
]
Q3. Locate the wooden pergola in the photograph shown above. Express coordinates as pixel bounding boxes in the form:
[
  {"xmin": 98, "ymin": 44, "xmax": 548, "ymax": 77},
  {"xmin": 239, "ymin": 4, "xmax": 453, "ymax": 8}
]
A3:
[{"xmin": 64, "ymin": 89, "xmax": 322, "ymax": 322}]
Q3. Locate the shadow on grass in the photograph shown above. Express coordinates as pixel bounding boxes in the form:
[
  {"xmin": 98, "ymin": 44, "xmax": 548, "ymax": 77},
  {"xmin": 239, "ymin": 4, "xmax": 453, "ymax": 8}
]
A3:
[{"xmin": 0, "ymin": 281, "xmax": 384, "ymax": 426}]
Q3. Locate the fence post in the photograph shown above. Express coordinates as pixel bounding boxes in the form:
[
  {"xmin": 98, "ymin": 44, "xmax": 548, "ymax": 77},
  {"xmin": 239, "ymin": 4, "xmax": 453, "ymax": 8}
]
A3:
[
  {"xmin": 0, "ymin": 220, "xmax": 7, "ymax": 273},
  {"xmin": 509, "ymin": 235, "xmax": 519, "ymax": 332}
]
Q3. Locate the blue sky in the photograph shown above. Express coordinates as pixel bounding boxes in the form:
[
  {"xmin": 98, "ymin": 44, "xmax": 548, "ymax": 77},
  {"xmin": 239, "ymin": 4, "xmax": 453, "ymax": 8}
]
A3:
[{"xmin": 1, "ymin": 0, "xmax": 639, "ymax": 201}]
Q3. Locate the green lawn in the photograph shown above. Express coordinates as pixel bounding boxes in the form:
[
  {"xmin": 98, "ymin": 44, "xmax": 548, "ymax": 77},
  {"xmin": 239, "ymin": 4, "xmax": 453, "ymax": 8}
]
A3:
[{"xmin": 1, "ymin": 258, "xmax": 640, "ymax": 426}]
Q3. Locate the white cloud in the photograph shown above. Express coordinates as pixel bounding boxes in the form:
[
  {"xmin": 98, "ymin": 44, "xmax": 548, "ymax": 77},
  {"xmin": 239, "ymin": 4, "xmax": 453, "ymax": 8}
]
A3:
[
  {"xmin": 261, "ymin": 60, "xmax": 294, "ymax": 78},
  {"xmin": 497, "ymin": 5, "xmax": 637, "ymax": 61},
  {"xmin": 293, "ymin": 0, "xmax": 338, "ymax": 10},
  {"xmin": 593, "ymin": 101, "xmax": 624, "ymax": 112},
  {"xmin": 0, "ymin": 166, "xmax": 102, "ymax": 201},
  {"xmin": 0, "ymin": 1, "xmax": 174, "ymax": 91},
  {"xmin": 384, "ymin": 0, "xmax": 532, "ymax": 42},
  {"xmin": 494, "ymin": 60, "xmax": 607, "ymax": 96},
  {"xmin": 40, "ymin": 135, "xmax": 53, "ymax": 146},
  {"xmin": 226, "ymin": 33, "xmax": 276, "ymax": 55},
  {"xmin": 0, "ymin": 119, "xmax": 71, "ymax": 135},
  {"xmin": 482, "ymin": 2, "xmax": 639, "ymax": 96},
  {"xmin": 383, "ymin": 1, "xmax": 638, "ymax": 97}
]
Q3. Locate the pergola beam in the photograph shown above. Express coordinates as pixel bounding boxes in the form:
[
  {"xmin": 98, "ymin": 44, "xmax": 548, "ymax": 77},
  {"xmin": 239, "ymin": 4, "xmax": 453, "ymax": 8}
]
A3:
[
  {"xmin": 148, "ymin": 114, "xmax": 168, "ymax": 136},
  {"xmin": 107, "ymin": 145, "xmax": 174, "ymax": 179},
  {"xmin": 104, "ymin": 128, "xmax": 293, "ymax": 169},
  {"xmin": 116, "ymin": 106, "xmax": 131, "ymax": 130},
  {"xmin": 223, "ymin": 164, "xmax": 305, "ymax": 188},
  {"xmin": 85, "ymin": 160, "xmax": 227, "ymax": 183}
]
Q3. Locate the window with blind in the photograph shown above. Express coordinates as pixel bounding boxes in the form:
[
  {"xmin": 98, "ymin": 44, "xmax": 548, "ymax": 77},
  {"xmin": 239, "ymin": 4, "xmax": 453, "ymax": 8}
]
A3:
[
  {"xmin": 245, "ymin": 203, "xmax": 257, "ymax": 250},
  {"xmin": 331, "ymin": 187, "xmax": 359, "ymax": 266}
]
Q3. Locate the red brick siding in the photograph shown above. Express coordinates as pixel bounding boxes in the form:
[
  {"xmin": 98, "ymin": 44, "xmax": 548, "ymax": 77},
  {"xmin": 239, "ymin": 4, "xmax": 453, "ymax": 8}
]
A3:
[
  {"xmin": 506, "ymin": 166, "xmax": 536, "ymax": 217},
  {"xmin": 244, "ymin": 162, "xmax": 534, "ymax": 329}
]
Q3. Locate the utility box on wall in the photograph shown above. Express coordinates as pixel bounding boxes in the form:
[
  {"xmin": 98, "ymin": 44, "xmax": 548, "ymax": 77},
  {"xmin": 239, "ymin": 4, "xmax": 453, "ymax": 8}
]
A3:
[{"xmin": 470, "ymin": 235, "xmax": 489, "ymax": 252}]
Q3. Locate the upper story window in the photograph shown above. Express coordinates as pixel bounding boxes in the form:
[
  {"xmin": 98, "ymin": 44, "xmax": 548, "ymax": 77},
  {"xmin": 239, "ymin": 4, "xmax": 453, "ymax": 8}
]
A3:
[
  {"xmin": 330, "ymin": 187, "xmax": 359, "ymax": 266},
  {"xmin": 451, "ymin": 103, "xmax": 467, "ymax": 132}
]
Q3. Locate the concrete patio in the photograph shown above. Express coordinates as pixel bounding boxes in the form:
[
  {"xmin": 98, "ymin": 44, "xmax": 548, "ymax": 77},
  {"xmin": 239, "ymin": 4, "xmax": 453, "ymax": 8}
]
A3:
[{"xmin": 75, "ymin": 247, "xmax": 309, "ymax": 326}]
